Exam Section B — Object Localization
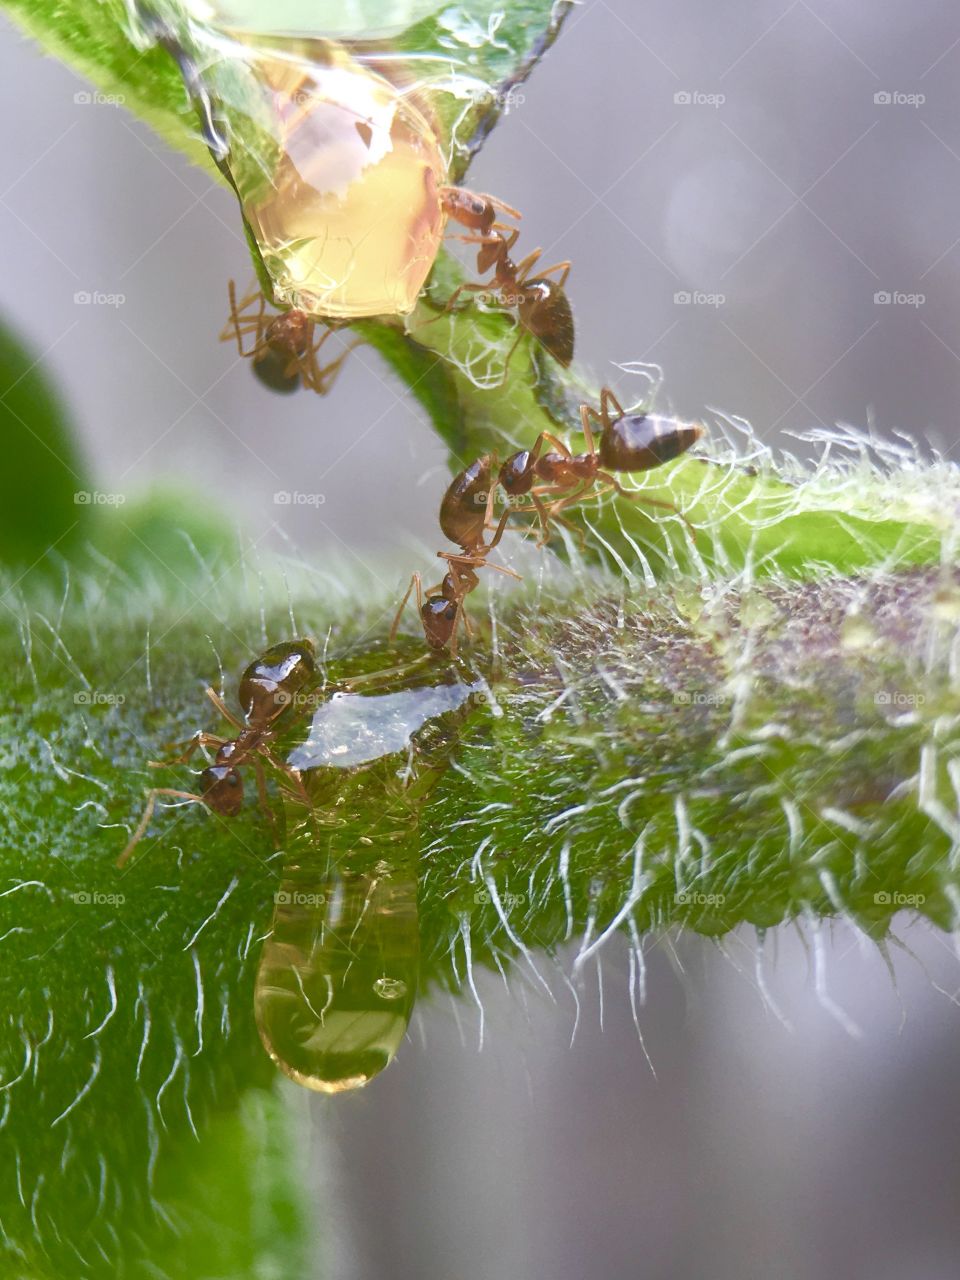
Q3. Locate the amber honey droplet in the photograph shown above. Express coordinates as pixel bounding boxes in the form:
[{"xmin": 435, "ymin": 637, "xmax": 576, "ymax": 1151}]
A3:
[
  {"xmin": 223, "ymin": 35, "xmax": 447, "ymax": 319},
  {"xmin": 255, "ymin": 859, "xmax": 419, "ymax": 1093}
]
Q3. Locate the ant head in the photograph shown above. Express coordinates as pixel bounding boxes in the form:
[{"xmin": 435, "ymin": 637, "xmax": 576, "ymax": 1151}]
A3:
[
  {"xmin": 239, "ymin": 639, "xmax": 317, "ymax": 723},
  {"xmin": 499, "ymin": 450, "xmax": 533, "ymax": 496},
  {"xmin": 200, "ymin": 764, "xmax": 244, "ymax": 816},
  {"xmin": 421, "ymin": 597, "xmax": 458, "ymax": 649}
]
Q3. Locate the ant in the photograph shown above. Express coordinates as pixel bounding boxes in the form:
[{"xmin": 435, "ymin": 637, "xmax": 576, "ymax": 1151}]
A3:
[
  {"xmin": 221, "ymin": 282, "xmax": 358, "ymax": 395},
  {"xmin": 391, "ymin": 456, "xmax": 520, "ymax": 656},
  {"xmin": 439, "ymin": 186, "xmax": 522, "ymax": 240},
  {"xmin": 430, "ymin": 226, "xmax": 574, "ymax": 371},
  {"xmin": 117, "ymin": 640, "xmax": 317, "ymax": 867},
  {"xmin": 498, "ymin": 387, "xmax": 704, "ymax": 543}
]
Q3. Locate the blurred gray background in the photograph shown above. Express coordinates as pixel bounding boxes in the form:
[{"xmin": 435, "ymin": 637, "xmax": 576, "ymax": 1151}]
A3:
[{"xmin": 4, "ymin": 0, "xmax": 960, "ymax": 1276}]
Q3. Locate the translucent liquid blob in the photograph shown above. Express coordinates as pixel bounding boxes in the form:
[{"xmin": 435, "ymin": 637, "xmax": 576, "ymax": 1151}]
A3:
[
  {"xmin": 255, "ymin": 859, "xmax": 419, "ymax": 1092},
  {"xmin": 218, "ymin": 36, "xmax": 447, "ymax": 318}
]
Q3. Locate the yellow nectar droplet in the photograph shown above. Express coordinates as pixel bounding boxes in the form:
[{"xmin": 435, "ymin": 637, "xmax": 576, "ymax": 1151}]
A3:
[
  {"xmin": 255, "ymin": 863, "xmax": 419, "ymax": 1093},
  {"xmin": 224, "ymin": 37, "xmax": 447, "ymax": 319}
]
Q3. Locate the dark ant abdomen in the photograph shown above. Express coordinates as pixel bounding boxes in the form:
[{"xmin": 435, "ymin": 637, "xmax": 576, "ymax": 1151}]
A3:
[
  {"xmin": 439, "ymin": 456, "xmax": 493, "ymax": 549},
  {"xmin": 238, "ymin": 640, "xmax": 316, "ymax": 724},
  {"xmin": 524, "ymin": 281, "xmax": 574, "ymax": 367},
  {"xmin": 252, "ymin": 348, "xmax": 300, "ymax": 394},
  {"xmin": 599, "ymin": 414, "xmax": 703, "ymax": 472}
]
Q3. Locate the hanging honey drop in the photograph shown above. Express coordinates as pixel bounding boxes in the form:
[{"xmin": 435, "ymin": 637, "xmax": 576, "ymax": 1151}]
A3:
[
  {"xmin": 255, "ymin": 859, "xmax": 419, "ymax": 1093},
  {"xmin": 215, "ymin": 34, "xmax": 448, "ymax": 318}
]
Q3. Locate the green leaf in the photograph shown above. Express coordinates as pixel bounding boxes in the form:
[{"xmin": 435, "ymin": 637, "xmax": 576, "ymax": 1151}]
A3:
[
  {"xmin": 0, "ymin": 318, "xmax": 91, "ymax": 571},
  {"xmin": 3, "ymin": 550, "xmax": 960, "ymax": 1269}
]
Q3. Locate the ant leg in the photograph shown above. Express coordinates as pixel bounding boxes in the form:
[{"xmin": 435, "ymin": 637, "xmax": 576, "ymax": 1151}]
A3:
[
  {"xmin": 205, "ymin": 687, "xmax": 244, "ymax": 730},
  {"xmin": 437, "ymin": 550, "xmax": 521, "ymax": 581},
  {"xmin": 390, "ymin": 573, "xmax": 423, "ymax": 643},
  {"xmin": 252, "ymin": 757, "xmax": 280, "ymax": 844},
  {"xmin": 223, "ymin": 280, "xmax": 248, "ymax": 354},
  {"xmin": 580, "ymin": 403, "xmax": 605, "ymax": 455},
  {"xmin": 304, "ymin": 335, "xmax": 362, "ymax": 396},
  {"xmin": 595, "ymin": 471, "xmax": 697, "ymax": 538},
  {"xmin": 117, "ymin": 788, "xmax": 206, "ymax": 868},
  {"xmin": 148, "ymin": 731, "xmax": 227, "ymax": 768},
  {"xmin": 600, "ymin": 387, "xmax": 627, "ymax": 422},
  {"xmin": 536, "ymin": 260, "xmax": 572, "ymax": 289},
  {"xmin": 416, "ymin": 281, "xmax": 490, "ymax": 330}
]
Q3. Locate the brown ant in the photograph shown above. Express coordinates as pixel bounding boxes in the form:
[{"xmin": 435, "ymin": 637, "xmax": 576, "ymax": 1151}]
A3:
[
  {"xmin": 439, "ymin": 186, "xmax": 522, "ymax": 239},
  {"xmin": 390, "ymin": 455, "xmax": 520, "ymax": 655},
  {"xmin": 498, "ymin": 387, "xmax": 704, "ymax": 542},
  {"xmin": 117, "ymin": 640, "xmax": 317, "ymax": 867},
  {"xmin": 221, "ymin": 282, "xmax": 358, "ymax": 395},
  {"xmin": 433, "ymin": 226, "xmax": 574, "ymax": 370}
]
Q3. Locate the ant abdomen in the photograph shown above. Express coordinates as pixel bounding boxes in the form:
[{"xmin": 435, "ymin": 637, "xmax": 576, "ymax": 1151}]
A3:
[
  {"xmin": 439, "ymin": 456, "xmax": 496, "ymax": 547},
  {"xmin": 526, "ymin": 283, "xmax": 574, "ymax": 367},
  {"xmin": 598, "ymin": 413, "xmax": 704, "ymax": 472},
  {"xmin": 238, "ymin": 640, "xmax": 317, "ymax": 724},
  {"xmin": 200, "ymin": 762, "xmax": 244, "ymax": 816},
  {"xmin": 252, "ymin": 349, "xmax": 301, "ymax": 394}
]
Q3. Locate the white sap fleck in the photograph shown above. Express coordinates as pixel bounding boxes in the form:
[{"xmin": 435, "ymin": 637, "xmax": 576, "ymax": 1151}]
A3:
[{"xmin": 288, "ymin": 681, "xmax": 480, "ymax": 770}]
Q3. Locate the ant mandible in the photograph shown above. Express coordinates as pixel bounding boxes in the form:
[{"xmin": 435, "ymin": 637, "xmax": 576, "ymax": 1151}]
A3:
[
  {"xmin": 390, "ymin": 455, "xmax": 520, "ymax": 656},
  {"xmin": 499, "ymin": 387, "xmax": 704, "ymax": 543},
  {"xmin": 221, "ymin": 282, "xmax": 358, "ymax": 395},
  {"xmin": 117, "ymin": 640, "xmax": 317, "ymax": 867}
]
